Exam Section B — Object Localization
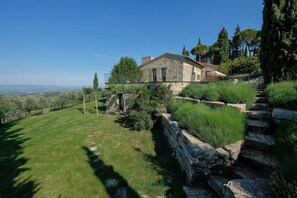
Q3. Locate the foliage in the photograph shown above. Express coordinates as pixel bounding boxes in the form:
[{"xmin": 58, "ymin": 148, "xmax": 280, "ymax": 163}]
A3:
[
  {"xmin": 220, "ymin": 56, "xmax": 260, "ymax": 75},
  {"xmin": 270, "ymin": 119, "xmax": 297, "ymax": 197},
  {"xmin": 109, "ymin": 57, "xmax": 142, "ymax": 84},
  {"xmin": 108, "ymin": 84, "xmax": 141, "ymax": 94},
  {"xmin": 168, "ymin": 101, "xmax": 245, "ymax": 148},
  {"xmin": 93, "ymin": 73, "xmax": 99, "ymax": 91},
  {"xmin": 236, "ymin": 29, "xmax": 260, "ymax": 56},
  {"xmin": 151, "ymin": 84, "xmax": 173, "ymax": 116},
  {"xmin": 191, "ymin": 38, "xmax": 208, "ymax": 61},
  {"xmin": 230, "ymin": 25, "xmax": 242, "ymax": 59},
  {"xmin": 128, "ymin": 85, "xmax": 153, "ymax": 130},
  {"xmin": 213, "ymin": 27, "xmax": 230, "ymax": 64},
  {"xmin": 182, "ymin": 46, "xmax": 190, "ymax": 56},
  {"xmin": 180, "ymin": 82, "xmax": 256, "ymax": 108},
  {"xmin": 128, "ymin": 84, "xmax": 173, "ymax": 130},
  {"xmin": 266, "ymin": 81, "xmax": 297, "ymax": 110},
  {"xmin": 260, "ymin": 0, "xmax": 297, "ymax": 83}
]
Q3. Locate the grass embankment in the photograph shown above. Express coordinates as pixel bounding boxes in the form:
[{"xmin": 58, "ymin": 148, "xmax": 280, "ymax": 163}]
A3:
[
  {"xmin": 270, "ymin": 119, "xmax": 297, "ymax": 197},
  {"xmin": 266, "ymin": 81, "xmax": 297, "ymax": 110},
  {"xmin": 168, "ymin": 100, "xmax": 245, "ymax": 148},
  {"xmin": 180, "ymin": 82, "xmax": 256, "ymax": 108},
  {"xmin": 0, "ymin": 101, "xmax": 184, "ymax": 197}
]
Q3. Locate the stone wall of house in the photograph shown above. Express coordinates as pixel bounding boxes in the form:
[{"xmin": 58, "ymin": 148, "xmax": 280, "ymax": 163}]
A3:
[
  {"xmin": 182, "ymin": 62, "xmax": 202, "ymax": 82},
  {"xmin": 201, "ymin": 66, "xmax": 220, "ymax": 82},
  {"xmin": 162, "ymin": 113, "xmax": 243, "ymax": 184},
  {"xmin": 149, "ymin": 82, "xmax": 190, "ymax": 96},
  {"xmin": 140, "ymin": 54, "xmax": 184, "ymax": 82}
]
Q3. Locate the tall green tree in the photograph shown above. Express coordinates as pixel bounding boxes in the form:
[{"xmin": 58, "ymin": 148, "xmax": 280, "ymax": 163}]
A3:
[
  {"xmin": 93, "ymin": 73, "xmax": 99, "ymax": 91},
  {"xmin": 109, "ymin": 57, "xmax": 142, "ymax": 84},
  {"xmin": 191, "ymin": 38, "xmax": 208, "ymax": 61},
  {"xmin": 182, "ymin": 46, "xmax": 190, "ymax": 56},
  {"xmin": 260, "ymin": 0, "xmax": 297, "ymax": 83},
  {"xmin": 231, "ymin": 25, "xmax": 241, "ymax": 59},
  {"xmin": 213, "ymin": 28, "xmax": 230, "ymax": 64}
]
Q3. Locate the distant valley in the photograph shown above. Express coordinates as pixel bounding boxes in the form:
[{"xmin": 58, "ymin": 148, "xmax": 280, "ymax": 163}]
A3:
[{"xmin": 0, "ymin": 85, "xmax": 83, "ymax": 94}]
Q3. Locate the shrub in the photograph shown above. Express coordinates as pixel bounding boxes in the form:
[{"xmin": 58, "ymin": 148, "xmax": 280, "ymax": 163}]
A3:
[
  {"xmin": 151, "ymin": 84, "xmax": 173, "ymax": 116},
  {"xmin": 109, "ymin": 84, "xmax": 141, "ymax": 94},
  {"xmin": 270, "ymin": 119, "xmax": 297, "ymax": 197},
  {"xmin": 180, "ymin": 82, "xmax": 256, "ymax": 108},
  {"xmin": 266, "ymin": 81, "xmax": 297, "ymax": 110},
  {"xmin": 170, "ymin": 101, "xmax": 245, "ymax": 148},
  {"xmin": 129, "ymin": 110, "xmax": 154, "ymax": 131}
]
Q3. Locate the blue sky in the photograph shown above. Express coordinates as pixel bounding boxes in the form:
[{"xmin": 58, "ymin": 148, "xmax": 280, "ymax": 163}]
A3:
[{"xmin": 0, "ymin": 0, "xmax": 263, "ymax": 87}]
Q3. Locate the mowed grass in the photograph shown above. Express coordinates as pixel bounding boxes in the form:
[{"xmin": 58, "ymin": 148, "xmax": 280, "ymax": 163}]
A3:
[{"xmin": 0, "ymin": 101, "xmax": 184, "ymax": 198}]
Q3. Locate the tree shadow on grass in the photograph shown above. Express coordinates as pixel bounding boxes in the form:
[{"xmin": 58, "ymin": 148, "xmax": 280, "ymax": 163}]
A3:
[
  {"xmin": 0, "ymin": 122, "xmax": 39, "ymax": 198},
  {"xmin": 83, "ymin": 147, "xmax": 140, "ymax": 198},
  {"xmin": 114, "ymin": 116, "xmax": 135, "ymax": 131},
  {"xmin": 134, "ymin": 123, "xmax": 186, "ymax": 198}
]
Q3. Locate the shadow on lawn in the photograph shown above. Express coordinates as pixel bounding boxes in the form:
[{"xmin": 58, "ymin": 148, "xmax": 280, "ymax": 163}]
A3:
[
  {"xmin": 83, "ymin": 147, "xmax": 140, "ymax": 198},
  {"xmin": 134, "ymin": 123, "xmax": 186, "ymax": 198},
  {"xmin": 0, "ymin": 122, "xmax": 39, "ymax": 198}
]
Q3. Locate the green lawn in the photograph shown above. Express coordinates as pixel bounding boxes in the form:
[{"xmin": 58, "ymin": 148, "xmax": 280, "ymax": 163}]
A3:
[{"xmin": 0, "ymin": 101, "xmax": 184, "ymax": 198}]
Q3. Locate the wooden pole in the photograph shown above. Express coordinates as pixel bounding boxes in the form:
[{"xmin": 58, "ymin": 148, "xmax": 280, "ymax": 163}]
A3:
[
  {"xmin": 83, "ymin": 93, "xmax": 86, "ymax": 114},
  {"xmin": 95, "ymin": 93, "xmax": 98, "ymax": 115}
]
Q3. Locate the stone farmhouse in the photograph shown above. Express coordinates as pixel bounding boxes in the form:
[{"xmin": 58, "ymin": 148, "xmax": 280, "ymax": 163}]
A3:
[{"xmin": 139, "ymin": 52, "xmax": 224, "ymax": 94}]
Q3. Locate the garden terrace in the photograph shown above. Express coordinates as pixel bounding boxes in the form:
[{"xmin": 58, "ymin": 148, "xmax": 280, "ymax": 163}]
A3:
[{"xmin": 180, "ymin": 82, "xmax": 256, "ymax": 108}]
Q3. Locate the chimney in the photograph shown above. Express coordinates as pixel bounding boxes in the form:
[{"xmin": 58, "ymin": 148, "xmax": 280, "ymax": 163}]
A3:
[{"xmin": 141, "ymin": 56, "xmax": 154, "ymax": 65}]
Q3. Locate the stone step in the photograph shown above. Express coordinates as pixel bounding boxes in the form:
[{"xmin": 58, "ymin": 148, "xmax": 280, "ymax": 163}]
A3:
[
  {"xmin": 208, "ymin": 175, "xmax": 229, "ymax": 198},
  {"xmin": 224, "ymin": 179, "xmax": 274, "ymax": 198},
  {"xmin": 246, "ymin": 119, "xmax": 271, "ymax": 134},
  {"xmin": 249, "ymin": 103, "xmax": 270, "ymax": 111},
  {"xmin": 256, "ymin": 91, "xmax": 266, "ymax": 97},
  {"xmin": 183, "ymin": 186, "xmax": 219, "ymax": 198},
  {"xmin": 255, "ymin": 97, "xmax": 267, "ymax": 103},
  {"xmin": 244, "ymin": 132, "xmax": 276, "ymax": 153},
  {"xmin": 245, "ymin": 110, "xmax": 272, "ymax": 120},
  {"xmin": 232, "ymin": 162, "xmax": 267, "ymax": 180},
  {"xmin": 239, "ymin": 148, "xmax": 278, "ymax": 170}
]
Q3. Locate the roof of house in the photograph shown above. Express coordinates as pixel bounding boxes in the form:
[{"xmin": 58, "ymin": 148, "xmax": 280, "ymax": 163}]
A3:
[{"xmin": 139, "ymin": 52, "xmax": 211, "ymax": 69}]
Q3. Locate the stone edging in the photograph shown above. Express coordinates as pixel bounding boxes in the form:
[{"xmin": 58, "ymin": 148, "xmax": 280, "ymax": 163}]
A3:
[
  {"xmin": 173, "ymin": 96, "xmax": 246, "ymax": 112},
  {"xmin": 162, "ymin": 113, "xmax": 243, "ymax": 184}
]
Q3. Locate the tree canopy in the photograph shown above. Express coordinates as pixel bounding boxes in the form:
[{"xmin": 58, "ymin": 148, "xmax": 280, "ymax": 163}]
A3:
[
  {"xmin": 213, "ymin": 28, "xmax": 230, "ymax": 64},
  {"xmin": 191, "ymin": 38, "xmax": 208, "ymax": 61},
  {"xmin": 109, "ymin": 57, "xmax": 142, "ymax": 84},
  {"xmin": 182, "ymin": 46, "xmax": 190, "ymax": 56}
]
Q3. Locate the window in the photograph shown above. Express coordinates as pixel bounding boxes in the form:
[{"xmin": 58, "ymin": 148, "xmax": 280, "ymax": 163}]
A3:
[
  {"xmin": 152, "ymin": 68, "xmax": 157, "ymax": 82},
  {"xmin": 162, "ymin": 68, "xmax": 166, "ymax": 82},
  {"xmin": 206, "ymin": 71, "xmax": 211, "ymax": 77}
]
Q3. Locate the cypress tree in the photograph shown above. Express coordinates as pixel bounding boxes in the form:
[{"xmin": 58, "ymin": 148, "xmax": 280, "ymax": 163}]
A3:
[
  {"xmin": 213, "ymin": 28, "xmax": 230, "ymax": 64},
  {"xmin": 260, "ymin": 0, "xmax": 297, "ymax": 83},
  {"xmin": 182, "ymin": 46, "xmax": 190, "ymax": 56},
  {"xmin": 93, "ymin": 73, "xmax": 99, "ymax": 91}
]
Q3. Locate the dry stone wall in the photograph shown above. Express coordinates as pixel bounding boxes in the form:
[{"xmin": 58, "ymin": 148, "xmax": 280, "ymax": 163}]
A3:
[{"xmin": 162, "ymin": 113, "xmax": 243, "ymax": 184}]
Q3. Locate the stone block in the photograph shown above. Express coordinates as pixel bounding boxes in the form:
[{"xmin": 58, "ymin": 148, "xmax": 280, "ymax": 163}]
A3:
[
  {"xmin": 208, "ymin": 175, "xmax": 229, "ymax": 198},
  {"xmin": 224, "ymin": 178, "xmax": 274, "ymax": 198},
  {"xmin": 183, "ymin": 186, "xmax": 218, "ymax": 198},
  {"xmin": 272, "ymin": 108, "xmax": 297, "ymax": 121},
  {"xmin": 201, "ymin": 100, "xmax": 226, "ymax": 108},
  {"xmin": 224, "ymin": 140, "xmax": 244, "ymax": 161},
  {"xmin": 226, "ymin": 103, "xmax": 246, "ymax": 112}
]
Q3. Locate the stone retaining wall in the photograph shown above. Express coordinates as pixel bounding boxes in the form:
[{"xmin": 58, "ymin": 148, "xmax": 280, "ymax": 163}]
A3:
[{"xmin": 162, "ymin": 113, "xmax": 243, "ymax": 184}]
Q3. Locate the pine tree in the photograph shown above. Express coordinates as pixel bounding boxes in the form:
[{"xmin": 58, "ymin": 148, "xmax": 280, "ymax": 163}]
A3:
[
  {"xmin": 191, "ymin": 38, "xmax": 208, "ymax": 61},
  {"xmin": 213, "ymin": 28, "xmax": 230, "ymax": 64},
  {"xmin": 260, "ymin": 0, "xmax": 297, "ymax": 83},
  {"xmin": 93, "ymin": 73, "xmax": 99, "ymax": 91},
  {"xmin": 182, "ymin": 46, "xmax": 190, "ymax": 56}
]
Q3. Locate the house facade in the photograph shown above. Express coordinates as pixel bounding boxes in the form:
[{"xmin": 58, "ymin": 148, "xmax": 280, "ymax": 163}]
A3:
[
  {"xmin": 139, "ymin": 53, "xmax": 220, "ymax": 83},
  {"xmin": 139, "ymin": 53, "xmax": 222, "ymax": 95}
]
